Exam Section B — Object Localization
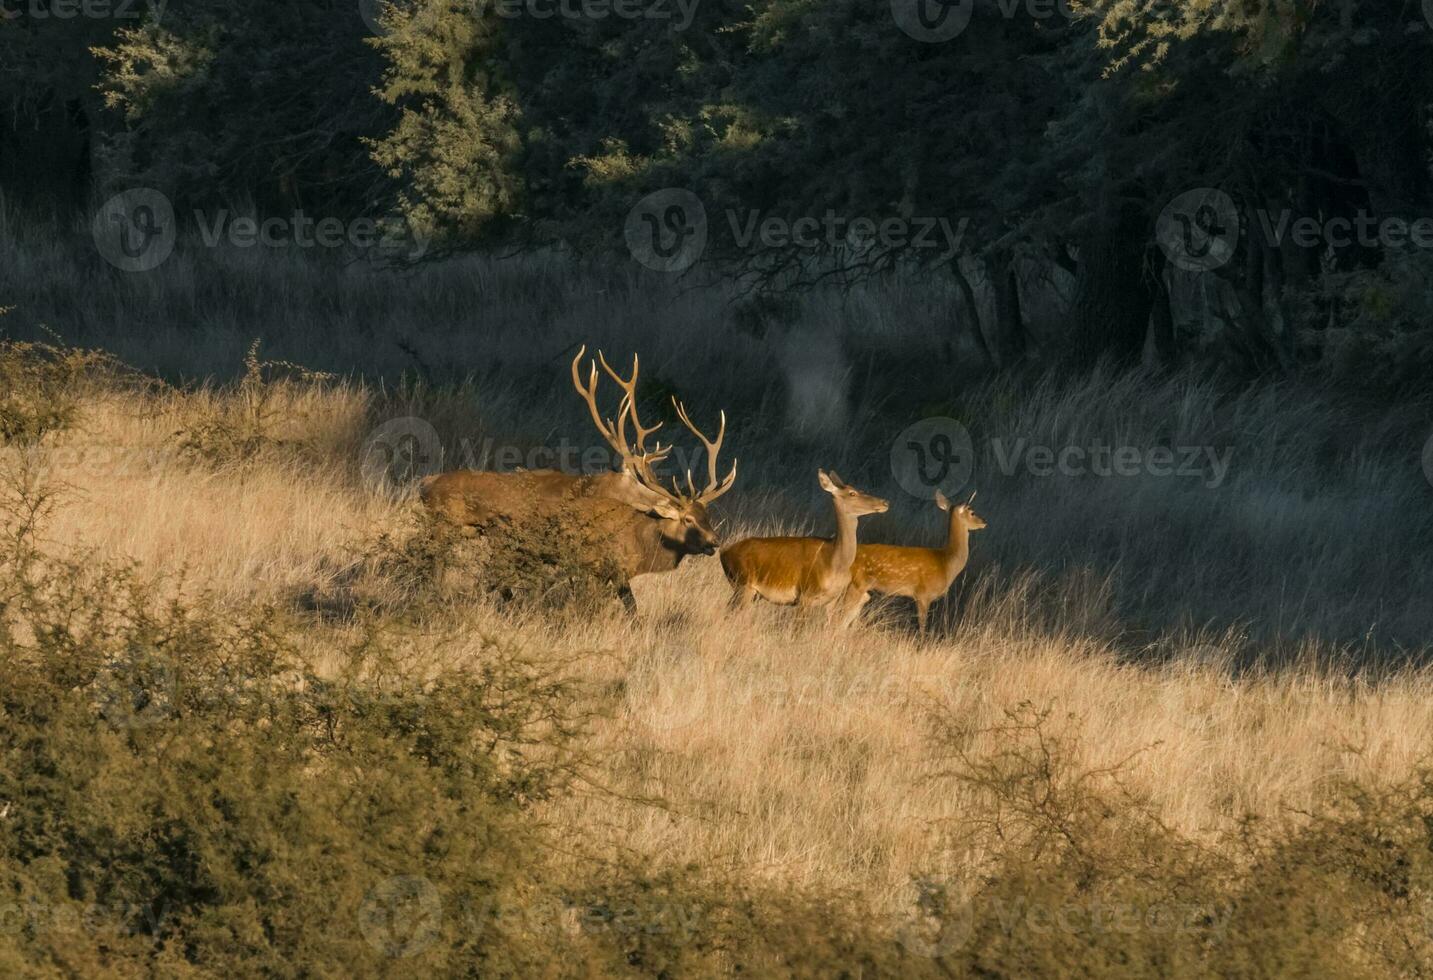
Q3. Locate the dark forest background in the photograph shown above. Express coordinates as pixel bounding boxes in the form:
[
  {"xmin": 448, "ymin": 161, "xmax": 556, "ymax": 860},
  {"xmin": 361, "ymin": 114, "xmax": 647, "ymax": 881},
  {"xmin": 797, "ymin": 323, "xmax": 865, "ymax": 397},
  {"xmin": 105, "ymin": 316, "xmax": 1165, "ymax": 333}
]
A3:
[{"xmin": 4, "ymin": 0, "xmax": 1433, "ymax": 386}]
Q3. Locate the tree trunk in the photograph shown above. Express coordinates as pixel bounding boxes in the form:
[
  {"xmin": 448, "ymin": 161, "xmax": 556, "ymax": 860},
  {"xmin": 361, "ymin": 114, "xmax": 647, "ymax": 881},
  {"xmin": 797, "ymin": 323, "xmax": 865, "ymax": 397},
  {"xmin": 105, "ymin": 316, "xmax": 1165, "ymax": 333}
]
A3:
[
  {"xmin": 949, "ymin": 259, "xmax": 995, "ymax": 367},
  {"xmin": 1066, "ymin": 194, "xmax": 1155, "ymax": 367},
  {"xmin": 1148, "ymin": 262, "xmax": 1177, "ymax": 367},
  {"xmin": 989, "ymin": 252, "xmax": 1027, "ymax": 365}
]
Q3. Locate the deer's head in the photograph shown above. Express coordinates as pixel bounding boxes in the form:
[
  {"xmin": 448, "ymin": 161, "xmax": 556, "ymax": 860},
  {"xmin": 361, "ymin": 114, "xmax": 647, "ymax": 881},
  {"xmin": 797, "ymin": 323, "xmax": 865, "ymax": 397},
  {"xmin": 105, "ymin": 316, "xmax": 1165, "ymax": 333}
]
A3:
[
  {"xmin": 935, "ymin": 490, "xmax": 987, "ymax": 530},
  {"xmin": 819, "ymin": 469, "xmax": 889, "ymax": 517}
]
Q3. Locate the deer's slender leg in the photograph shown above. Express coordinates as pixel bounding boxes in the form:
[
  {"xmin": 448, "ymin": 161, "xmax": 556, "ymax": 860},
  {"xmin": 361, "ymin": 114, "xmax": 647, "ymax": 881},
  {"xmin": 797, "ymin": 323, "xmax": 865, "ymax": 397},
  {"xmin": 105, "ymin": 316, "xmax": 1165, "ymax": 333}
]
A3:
[
  {"xmin": 915, "ymin": 599, "xmax": 930, "ymax": 635},
  {"xmin": 727, "ymin": 584, "xmax": 757, "ymax": 610},
  {"xmin": 837, "ymin": 586, "xmax": 870, "ymax": 629}
]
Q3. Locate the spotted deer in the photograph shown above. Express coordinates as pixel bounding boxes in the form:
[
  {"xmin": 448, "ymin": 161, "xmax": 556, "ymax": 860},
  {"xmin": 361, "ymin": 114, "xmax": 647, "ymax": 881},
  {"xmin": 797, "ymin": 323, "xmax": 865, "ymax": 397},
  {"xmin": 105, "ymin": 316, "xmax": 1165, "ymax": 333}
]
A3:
[
  {"xmin": 838, "ymin": 491, "xmax": 986, "ymax": 633},
  {"xmin": 719, "ymin": 470, "xmax": 888, "ymax": 616}
]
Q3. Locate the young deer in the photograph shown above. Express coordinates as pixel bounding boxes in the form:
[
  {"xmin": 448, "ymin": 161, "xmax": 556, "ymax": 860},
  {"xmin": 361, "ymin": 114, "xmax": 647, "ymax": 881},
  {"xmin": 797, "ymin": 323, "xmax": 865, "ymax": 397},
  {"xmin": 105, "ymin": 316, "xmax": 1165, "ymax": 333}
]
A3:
[
  {"xmin": 838, "ymin": 491, "xmax": 987, "ymax": 633},
  {"xmin": 720, "ymin": 470, "xmax": 889, "ymax": 615}
]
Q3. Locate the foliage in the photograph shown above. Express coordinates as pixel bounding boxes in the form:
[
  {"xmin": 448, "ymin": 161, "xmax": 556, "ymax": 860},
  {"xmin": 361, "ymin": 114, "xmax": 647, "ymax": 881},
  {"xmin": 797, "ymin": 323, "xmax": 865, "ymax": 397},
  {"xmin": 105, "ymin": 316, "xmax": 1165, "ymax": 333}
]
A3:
[
  {"xmin": 176, "ymin": 340, "xmax": 335, "ymax": 466},
  {"xmin": 93, "ymin": 0, "xmax": 391, "ymax": 214},
  {"xmin": 335, "ymin": 508, "xmax": 633, "ymax": 621},
  {"xmin": 916, "ymin": 701, "xmax": 1433, "ymax": 978},
  {"xmin": 0, "ymin": 338, "xmax": 123, "ymax": 446},
  {"xmin": 1287, "ymin": 249, "xmax": 1433, "ymax": 393},
  {"xmin": 0, "ymin": 462, "xmax": 591, "ymax": 976}
]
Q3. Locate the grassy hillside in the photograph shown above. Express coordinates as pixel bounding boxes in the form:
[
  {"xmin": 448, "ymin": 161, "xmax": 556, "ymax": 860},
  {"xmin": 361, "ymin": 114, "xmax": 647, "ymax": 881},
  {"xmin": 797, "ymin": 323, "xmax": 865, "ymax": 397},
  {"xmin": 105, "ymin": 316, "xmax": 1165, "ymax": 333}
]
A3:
[{"xmin": 4, "ymin": 229, "xmax": 1433, "ymax": 975}]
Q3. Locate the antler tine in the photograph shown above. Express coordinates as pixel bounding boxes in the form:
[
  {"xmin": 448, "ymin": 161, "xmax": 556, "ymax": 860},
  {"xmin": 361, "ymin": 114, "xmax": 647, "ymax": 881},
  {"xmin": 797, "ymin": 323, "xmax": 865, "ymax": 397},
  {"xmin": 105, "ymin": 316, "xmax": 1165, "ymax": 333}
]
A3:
[
  {"xmin": 672, "ymin": 397, "xmax": 738, "ymax": 504},
  {"xmin": 598, "ymin": 349, "xmax": 666, "ymax": 456},
  {"xmin": 572, "ymin": 346, "xmax": 629, "ymax": 460},
  {"xmin": 571, "ymin": 345, "xmax": 683, "ymax": 502}
]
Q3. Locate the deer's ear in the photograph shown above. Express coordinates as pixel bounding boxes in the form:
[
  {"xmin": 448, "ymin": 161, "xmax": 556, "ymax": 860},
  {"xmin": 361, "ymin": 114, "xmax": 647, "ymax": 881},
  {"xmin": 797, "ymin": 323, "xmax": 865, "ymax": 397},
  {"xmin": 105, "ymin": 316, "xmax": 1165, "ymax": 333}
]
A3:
[
  {"xmin": 649, "ymin": 499, "xmax": 682, "ymax": 520},
  {"xmin": 934, "ymin": 491, "xmax": 950, "ymax": 511},
  {"xmin": 817, "ymin": 469, "xmax": 837, "ymax": 493}
]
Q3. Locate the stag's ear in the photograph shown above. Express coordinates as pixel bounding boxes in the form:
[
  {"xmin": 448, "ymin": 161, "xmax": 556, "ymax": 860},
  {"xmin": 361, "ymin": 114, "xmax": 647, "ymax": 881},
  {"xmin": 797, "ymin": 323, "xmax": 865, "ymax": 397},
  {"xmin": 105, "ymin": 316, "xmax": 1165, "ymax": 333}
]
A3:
[
  {"xmin": 817, "ymin": 469, "xmax": 836, "ymax": 493},
  {"xmin": 934, "ymin": 491, "xmax": 950, "ymax": 511},
  {"xmin": 648, "ymin": 499, "xmax": 682, "ymax": 520}
]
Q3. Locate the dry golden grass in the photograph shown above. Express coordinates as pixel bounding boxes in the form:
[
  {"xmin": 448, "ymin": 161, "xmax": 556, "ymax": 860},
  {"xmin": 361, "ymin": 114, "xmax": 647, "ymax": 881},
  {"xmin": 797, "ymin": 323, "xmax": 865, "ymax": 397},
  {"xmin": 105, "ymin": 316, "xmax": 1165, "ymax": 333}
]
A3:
[{"xmin": 21, "ymin": 380, "xmax": 1433, "ymax": 927}]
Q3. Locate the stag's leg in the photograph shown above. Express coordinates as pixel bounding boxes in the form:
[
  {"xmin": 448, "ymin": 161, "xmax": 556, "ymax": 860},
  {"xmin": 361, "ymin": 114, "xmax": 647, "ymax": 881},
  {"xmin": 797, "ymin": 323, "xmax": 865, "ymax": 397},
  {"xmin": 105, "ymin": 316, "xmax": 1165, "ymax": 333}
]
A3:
[
  {"xmin": 915, "ymin": 599, "xmax": 930, "ymax": 635},
  {"xmin": 617, "ymin": 582, "xmax": 637, "ymax": 615}
]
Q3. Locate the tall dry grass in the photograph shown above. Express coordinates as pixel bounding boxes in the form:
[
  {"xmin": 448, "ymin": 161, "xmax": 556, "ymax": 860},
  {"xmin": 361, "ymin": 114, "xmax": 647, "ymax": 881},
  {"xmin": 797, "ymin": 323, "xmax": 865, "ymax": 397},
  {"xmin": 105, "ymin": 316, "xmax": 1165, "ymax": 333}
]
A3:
[{"xmin": 5, "ymin": 225, "xmax": 1433, "ymax": 971}]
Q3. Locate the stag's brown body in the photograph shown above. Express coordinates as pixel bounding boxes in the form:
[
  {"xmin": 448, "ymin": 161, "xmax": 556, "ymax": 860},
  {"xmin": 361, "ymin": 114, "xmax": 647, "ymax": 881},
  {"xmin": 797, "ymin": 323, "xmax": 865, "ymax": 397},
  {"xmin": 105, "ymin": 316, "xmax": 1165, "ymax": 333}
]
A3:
[{"xmin": 419, "ymin": 469, "xmax": 613, "ymax": 527}]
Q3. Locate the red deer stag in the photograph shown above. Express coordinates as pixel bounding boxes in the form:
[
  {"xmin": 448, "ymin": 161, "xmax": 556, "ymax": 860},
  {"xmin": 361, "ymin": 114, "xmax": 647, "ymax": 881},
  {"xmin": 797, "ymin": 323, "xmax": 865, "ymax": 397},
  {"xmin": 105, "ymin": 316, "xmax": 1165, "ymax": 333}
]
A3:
[{"xmin": 419, "ymin": 347, "xmax": 737, "ymax": 609}]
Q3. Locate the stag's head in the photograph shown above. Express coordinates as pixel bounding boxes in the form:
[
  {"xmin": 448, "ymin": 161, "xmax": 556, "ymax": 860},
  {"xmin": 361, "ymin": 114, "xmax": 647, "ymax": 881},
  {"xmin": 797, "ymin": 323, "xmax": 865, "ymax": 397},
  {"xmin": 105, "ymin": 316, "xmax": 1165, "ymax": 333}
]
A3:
[{"xmin": 572, "ymin": 346, "xmax": 737, "ymax": 558}]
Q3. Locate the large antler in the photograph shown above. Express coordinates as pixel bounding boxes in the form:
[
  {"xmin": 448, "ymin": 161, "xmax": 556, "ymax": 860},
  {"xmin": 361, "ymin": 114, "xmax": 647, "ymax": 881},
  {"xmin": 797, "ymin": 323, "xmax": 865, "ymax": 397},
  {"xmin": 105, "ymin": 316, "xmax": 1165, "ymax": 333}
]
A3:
[
  {"xmin": 595, "ymin": 350, "xmax": 671, "ymax": 470},
  {"xmin": 673, "ymin": 397, "xmax": 738, "ymax": 504},
  {"xmin": 570, "ymin": 346, "xmax": 675, "ymax": 498}
]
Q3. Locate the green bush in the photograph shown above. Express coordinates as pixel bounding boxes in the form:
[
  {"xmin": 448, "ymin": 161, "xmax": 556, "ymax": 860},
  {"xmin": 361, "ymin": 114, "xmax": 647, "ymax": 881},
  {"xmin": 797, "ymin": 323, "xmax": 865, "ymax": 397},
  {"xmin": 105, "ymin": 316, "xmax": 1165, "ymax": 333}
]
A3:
[{"xmin": 0, "ymin": 467, "xmax": 592, "ymax": 976}]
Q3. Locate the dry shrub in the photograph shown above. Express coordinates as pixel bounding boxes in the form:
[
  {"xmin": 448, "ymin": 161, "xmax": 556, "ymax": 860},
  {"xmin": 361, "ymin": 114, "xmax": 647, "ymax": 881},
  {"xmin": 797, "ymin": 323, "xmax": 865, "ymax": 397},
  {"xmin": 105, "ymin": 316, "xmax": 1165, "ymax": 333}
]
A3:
[
  {"xmin": 469, "ymin": 512, "xmax": 629, "ymax": 611},
  {"xmin": 315, "ymin": 507, "xmax": 631, "ymax": 622},
  {"xmin": 176, "ymin": 340, "xmax": 336, "ymax": 466},
  {"xmin": 0, "ymin": 338, "xmax": 127, "ymax": 447},
  {"xmin": 0, "ymin": 467, "xmax": 595, "ymax": 977},
  {"xmin": 902, "ymin": 702, "xmax": 1433, "ymax": 979}
]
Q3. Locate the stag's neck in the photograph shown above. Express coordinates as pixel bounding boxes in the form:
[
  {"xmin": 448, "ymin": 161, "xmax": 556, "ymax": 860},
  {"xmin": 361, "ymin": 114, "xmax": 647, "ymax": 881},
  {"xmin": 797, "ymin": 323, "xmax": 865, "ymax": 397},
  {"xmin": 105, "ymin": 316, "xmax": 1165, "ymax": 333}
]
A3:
[{"xmin": 941, "ymin": 518, "xmax": 971, "ymax": 583}]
